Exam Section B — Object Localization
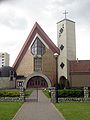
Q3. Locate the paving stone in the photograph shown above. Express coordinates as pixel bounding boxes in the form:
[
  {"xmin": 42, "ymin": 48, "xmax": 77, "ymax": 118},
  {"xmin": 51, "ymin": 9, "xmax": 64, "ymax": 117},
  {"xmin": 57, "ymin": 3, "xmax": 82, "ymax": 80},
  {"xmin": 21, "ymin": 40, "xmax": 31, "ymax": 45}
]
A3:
[{"xmin": 12, "ymin": 90, "xmax": 65, "ymax": 120}]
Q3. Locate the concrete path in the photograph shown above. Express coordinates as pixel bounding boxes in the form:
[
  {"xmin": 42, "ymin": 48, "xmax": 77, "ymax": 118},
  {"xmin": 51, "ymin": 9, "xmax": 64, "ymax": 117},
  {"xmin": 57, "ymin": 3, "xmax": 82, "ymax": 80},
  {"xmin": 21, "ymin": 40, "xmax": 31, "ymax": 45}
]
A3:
[{"xmin": 12, "ymin": 90, "xmax": 65, "ymax": 120}]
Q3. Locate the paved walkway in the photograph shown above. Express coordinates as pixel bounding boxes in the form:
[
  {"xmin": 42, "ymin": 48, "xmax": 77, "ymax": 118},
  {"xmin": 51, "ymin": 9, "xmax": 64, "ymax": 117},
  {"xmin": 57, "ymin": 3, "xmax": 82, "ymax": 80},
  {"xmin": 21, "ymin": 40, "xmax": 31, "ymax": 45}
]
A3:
[{"xmin": 12, "ymin": 90, "xmax": 65, "ymax": 120}]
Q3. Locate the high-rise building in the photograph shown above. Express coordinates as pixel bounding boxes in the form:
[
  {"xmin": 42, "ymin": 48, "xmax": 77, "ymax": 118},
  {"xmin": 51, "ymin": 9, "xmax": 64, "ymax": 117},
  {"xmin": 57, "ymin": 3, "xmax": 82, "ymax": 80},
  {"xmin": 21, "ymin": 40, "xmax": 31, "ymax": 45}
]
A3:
[{"xmin": 0, "ymin": 52, "xmax": 9, "ymax": 67}]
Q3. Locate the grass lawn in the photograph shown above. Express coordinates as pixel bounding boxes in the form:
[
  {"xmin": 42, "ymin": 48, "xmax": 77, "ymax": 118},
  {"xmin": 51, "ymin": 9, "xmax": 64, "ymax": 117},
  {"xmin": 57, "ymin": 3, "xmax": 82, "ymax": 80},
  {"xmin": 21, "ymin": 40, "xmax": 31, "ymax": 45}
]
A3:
[
  {"xmin": 25, "ymin": 89, "xmax": 33, "ymax": 97},
  {"xmin": 55, "ymin": 102, "xmax": 90, "ymax": 120},
  {"xmin": 43, "ymin": 90, "xmax": 51, "ymax": 98},
  {"xmin": 0, "ymin": 102, "xmax": 22, "ymax": 120}
]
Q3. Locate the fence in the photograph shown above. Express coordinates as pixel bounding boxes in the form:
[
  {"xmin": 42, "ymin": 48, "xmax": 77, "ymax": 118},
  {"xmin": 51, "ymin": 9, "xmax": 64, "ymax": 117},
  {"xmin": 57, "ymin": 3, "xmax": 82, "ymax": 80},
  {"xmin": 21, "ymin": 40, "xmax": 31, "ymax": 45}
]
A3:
[
  {"xmin": 0, "ymin": 87, "xmax": 25, "ymax": 102},
  {"xmin": 51, "ymin": 87, "xmax": 90, "ymax": 103}
]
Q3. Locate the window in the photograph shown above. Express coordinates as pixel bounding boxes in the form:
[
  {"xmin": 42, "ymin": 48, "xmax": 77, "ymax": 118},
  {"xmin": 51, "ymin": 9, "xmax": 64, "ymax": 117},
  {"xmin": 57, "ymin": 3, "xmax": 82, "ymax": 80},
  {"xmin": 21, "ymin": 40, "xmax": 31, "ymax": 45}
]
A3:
[
  {"xmin": 34, "ymin": 58, "xmax": 42, "ymax": 71},
  {"xmin": 2, "ymin": 54, "xmax": 4, "ymax": 58},
  {"xmin": 31, "ymin": 37, "xmax": 45, "ymax": 56},
  {"xmin": 10, "ymin": 71, "xmax": 14, "ymax": 80},
  {"xmin": 62, "ymin": 24, "xmax": 64, "ymax": 28},
  {"xmin": 18, "ymin": 82, "xmax": 23, "ymax": 87},
  {"xmin": 2, "ymin": 56, "xmax": 4, "ymax": 58},
  {"xmin": 60, "ymin": 44, "xmax": 64, "ymax": 50},
  {"xmin": 60, "ymin": 28, "xmax": 63, "ymax": 33},
  {"xmin": 60, "ymin": 62, "xmax": 65, "ymax": 69},
  {"xmin": 59, "ymin": 26, "xmax": 64, "ymax": 38}
]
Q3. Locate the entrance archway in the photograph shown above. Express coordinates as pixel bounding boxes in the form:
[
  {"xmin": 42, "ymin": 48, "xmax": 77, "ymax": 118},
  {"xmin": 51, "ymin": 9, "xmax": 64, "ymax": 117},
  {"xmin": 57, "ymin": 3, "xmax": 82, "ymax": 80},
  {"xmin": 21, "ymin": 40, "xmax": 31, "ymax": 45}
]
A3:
[
  {"xmin": 27, "ymin": 76, "xmax": 48, "ymax": 88},
  {"xmin": 23, "ymin": 73, "xmax": 51, "ymax": 89},
  {"xmin": 59, "ymin": 76, "xmax": 70, "ymax": 89}
]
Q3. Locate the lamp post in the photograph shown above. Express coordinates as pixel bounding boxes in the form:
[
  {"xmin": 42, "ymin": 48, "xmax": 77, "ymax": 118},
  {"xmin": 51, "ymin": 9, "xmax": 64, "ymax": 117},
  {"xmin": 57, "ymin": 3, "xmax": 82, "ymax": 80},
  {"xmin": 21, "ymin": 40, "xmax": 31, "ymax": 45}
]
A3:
[{"xmin": 54, "ymin": 53, "xmax": 59, "ymax": 103}]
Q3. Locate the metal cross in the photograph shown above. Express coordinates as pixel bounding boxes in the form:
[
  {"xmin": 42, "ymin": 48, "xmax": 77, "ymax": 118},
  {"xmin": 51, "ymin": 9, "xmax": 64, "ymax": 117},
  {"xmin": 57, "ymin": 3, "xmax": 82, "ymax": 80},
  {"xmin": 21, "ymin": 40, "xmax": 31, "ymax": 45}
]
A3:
[{"xmin": 63, "ymin": 10, "xmax": 68, "ymax": 19}]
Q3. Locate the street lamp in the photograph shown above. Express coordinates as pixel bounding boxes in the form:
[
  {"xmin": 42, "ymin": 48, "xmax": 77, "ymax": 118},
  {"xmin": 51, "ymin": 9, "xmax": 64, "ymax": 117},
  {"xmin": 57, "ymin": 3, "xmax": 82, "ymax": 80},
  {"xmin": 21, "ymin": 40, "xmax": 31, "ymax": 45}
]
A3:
[{"xmin": 54, "ymin": 53, "xmax": 59, "ymax": 103}]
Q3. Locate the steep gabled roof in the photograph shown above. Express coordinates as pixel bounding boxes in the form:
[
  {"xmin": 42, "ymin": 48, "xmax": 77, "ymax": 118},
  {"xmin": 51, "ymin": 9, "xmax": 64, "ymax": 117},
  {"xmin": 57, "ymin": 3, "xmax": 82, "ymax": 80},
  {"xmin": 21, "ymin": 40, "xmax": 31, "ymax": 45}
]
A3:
[{"xmin": 13, "ymin": 22, "xmax": 60, "ymax": 70}]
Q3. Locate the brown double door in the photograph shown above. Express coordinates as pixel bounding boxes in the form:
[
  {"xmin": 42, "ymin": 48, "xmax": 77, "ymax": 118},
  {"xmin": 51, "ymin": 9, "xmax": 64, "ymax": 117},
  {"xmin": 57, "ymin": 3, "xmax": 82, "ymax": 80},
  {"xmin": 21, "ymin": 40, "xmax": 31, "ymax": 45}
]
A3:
[{"xmin": 27, "ymin": 76, "xmax": 48, "ymax": 88}]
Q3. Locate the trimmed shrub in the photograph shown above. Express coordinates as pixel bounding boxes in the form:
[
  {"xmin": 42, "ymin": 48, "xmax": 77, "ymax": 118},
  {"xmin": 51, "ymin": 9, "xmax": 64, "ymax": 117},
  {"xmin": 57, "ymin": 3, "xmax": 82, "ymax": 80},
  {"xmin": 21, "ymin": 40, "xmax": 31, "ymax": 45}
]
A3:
[
  {"xmin": 0, "ymin": 90, "xmax": 32, "ymax": 97},
  {"xmin": 24, "ymin": 90, "xmax": 32, "ymax": 97},
  {"xmin": 58, "ymin": 89, "xmax": 84, "ymax": 98},
  {"xmin": 0, "ymin": 90, "xmax": 20, "ymax": 97}
]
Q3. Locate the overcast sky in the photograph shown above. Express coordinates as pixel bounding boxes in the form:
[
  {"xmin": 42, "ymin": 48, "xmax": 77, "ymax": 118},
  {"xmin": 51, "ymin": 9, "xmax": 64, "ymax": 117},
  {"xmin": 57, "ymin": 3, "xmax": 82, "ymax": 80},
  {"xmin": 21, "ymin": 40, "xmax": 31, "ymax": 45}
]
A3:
[{"xmin": 0, "ymin": 0, "xmax": 90, "ymax": 66}]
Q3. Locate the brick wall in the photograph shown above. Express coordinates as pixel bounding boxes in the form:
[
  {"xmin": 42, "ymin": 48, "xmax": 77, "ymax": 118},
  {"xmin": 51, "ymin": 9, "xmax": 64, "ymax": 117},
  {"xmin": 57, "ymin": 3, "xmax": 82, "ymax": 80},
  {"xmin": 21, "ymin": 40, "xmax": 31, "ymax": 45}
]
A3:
[
  {"xmin": 16, "ymin": 47, "xmax": 56, "ymax": 86},
  {"xmin": 16, "ymin": 49, "xmax": 34, "ymax": 76},
  {"xmin": 71, "ymin": 74, "xmax": 90, "ymax": 87},
  {"xmin": 42, "ymin": 48, "xmax": 56, "ymax": 86}
]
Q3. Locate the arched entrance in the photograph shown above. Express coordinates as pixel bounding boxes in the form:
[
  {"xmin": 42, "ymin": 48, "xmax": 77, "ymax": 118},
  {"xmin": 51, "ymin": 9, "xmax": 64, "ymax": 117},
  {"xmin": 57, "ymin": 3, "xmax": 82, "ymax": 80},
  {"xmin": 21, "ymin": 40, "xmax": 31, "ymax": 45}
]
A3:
[
  {"xmin": 59, "ymin": 76, "xmax": 70, "ymax": 89},
  {"xmin": 27, "ymin": 76, "xmax": 48, "ymax": 88},
  {"xmin": 23, "ymin": 73, "xmax": 51, "ymax": 89}
]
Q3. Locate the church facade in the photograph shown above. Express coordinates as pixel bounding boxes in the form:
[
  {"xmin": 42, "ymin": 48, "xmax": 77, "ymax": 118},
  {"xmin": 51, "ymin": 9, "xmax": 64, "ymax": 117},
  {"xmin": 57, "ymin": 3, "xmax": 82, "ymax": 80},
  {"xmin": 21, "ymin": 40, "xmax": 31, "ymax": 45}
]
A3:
[
  {"xmin": 0, "ymin": 18, "xmax": 90, "ymax": 89},
  {"xmin": 13, "ymin": 22, "xmax": 59, "ymax": 88}
]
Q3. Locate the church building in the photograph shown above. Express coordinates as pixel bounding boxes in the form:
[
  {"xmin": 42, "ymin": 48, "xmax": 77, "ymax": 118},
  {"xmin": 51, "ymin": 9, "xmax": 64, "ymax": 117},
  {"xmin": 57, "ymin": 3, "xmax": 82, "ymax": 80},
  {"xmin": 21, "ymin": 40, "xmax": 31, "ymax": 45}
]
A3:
[
  {"xmin": 0, "ymin": 18, "xmax": 90, "ymax": 89},
  {"xmin": 13, "ymin": 21, "xmax": 59, "ymax": 88}
]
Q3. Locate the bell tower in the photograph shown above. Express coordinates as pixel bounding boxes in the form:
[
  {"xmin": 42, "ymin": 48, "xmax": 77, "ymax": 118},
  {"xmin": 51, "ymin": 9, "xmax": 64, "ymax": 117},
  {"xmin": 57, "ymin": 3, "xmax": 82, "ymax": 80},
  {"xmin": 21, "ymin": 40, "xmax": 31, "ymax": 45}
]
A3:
[{"xmin": 57, "ymin": 18, "xmax": 76, "ymax": 81}]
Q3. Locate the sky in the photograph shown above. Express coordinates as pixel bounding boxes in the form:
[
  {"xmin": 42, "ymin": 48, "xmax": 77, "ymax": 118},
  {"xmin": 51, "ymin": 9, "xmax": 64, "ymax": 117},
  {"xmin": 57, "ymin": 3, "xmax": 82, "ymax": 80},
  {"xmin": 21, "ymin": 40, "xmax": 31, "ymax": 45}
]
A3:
[{"xmin": 0, "ymin": 0, "xmax": 90, "ymax": 66}]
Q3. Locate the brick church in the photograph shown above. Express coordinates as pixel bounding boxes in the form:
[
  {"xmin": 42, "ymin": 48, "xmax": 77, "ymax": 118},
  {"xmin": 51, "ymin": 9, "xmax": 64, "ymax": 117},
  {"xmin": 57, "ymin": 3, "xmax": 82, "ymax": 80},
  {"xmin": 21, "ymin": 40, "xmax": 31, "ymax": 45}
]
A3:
[{"xmin": 0, "ymin": 18, "xmax": 90, "ymax": 89}]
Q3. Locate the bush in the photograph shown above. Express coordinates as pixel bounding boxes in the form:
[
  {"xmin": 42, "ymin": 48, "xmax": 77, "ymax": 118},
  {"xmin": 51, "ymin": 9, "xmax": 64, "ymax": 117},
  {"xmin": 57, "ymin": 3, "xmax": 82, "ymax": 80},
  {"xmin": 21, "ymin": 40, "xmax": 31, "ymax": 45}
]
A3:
[
  {"xmin": 24, "ymin": 90, "xmax": 32, "ymax": 97},
  {"xmin": 0, "ymin": 90, "xmax": 32, "ymax": 97},
  {"xmin": 0, "ymin": 90, "xmax": 20, "ymax": 97},
  {"xmin": 58, "ymin": 89, "xmax": 84, "ymax": 98}
]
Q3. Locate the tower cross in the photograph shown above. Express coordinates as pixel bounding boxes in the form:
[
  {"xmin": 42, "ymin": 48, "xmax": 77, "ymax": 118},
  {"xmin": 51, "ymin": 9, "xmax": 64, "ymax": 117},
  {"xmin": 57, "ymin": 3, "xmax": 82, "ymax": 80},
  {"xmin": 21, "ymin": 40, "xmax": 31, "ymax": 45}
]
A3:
[{"xmin": 63, "ymin": 10, "xmax": 68, "ymax": 19}]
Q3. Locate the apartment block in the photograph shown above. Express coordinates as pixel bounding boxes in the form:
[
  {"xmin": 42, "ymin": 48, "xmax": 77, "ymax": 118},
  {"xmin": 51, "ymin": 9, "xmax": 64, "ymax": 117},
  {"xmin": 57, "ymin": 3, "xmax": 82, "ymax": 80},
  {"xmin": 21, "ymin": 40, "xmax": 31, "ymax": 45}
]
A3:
[{"xmin": 0, "ymin": 52, "xmax": 9, "ymax": 67}]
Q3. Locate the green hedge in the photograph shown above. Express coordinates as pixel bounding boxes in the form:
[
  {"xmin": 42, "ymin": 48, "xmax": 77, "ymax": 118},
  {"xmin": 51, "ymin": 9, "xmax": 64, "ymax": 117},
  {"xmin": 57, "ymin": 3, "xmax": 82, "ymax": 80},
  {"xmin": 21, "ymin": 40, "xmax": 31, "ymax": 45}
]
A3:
[
  {"xmin": 0, "ymin": 91, "xmax": 20, "ymax": 97},
  {"xmin": 0, "ymin": 90, "xmax": 32, "ymax": 97},
  {"xmin": 24, "ymin": 90, "xmax": 32, "ymax": 97},
  {"xmin": 58, "ymin": 89, "xmax": 84, "ymax": 98}
]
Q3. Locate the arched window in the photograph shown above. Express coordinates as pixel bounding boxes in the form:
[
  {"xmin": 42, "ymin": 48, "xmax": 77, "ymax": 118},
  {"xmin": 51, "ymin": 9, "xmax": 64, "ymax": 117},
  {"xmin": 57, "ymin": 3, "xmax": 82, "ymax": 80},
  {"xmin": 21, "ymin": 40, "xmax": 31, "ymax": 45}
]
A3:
[{"xmin": 31, "ymin": 37, "xmax": 45, "ymax": 56}]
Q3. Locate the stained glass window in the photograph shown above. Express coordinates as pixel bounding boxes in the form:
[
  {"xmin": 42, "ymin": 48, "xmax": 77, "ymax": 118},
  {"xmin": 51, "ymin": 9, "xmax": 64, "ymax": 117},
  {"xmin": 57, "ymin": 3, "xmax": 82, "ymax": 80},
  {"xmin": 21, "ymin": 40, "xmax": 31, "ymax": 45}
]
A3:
[{"xmin": 31, "ymin": 37, "xmax": 45, "ymax": 56}]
